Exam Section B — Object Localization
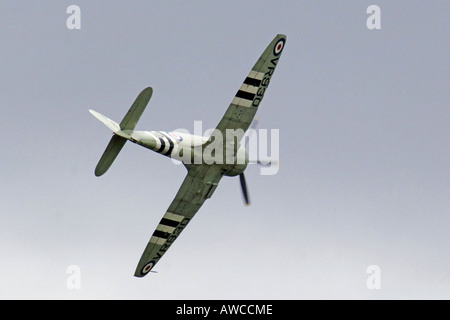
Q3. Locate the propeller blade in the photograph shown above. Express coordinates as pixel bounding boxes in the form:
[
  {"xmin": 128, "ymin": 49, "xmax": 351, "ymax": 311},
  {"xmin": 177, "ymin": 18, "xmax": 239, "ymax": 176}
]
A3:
[
  {"xmin": 248, "ymin": 159, "xmax": 279, "ymax": 166},
  {"xmin": 239, "ymin": 173, "xmax": 251, "ymax": 206}
]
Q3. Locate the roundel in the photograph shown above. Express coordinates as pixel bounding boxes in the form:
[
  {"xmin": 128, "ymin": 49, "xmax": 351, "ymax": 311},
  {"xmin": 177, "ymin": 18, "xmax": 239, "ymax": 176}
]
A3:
[
  {"xmin": 169, "ymin": 131, "xmax": 183, "ymax": 142},
  {"xmin": 141, "ymin": 261, "xmax": 155, "ymax": 275},
  {"xmin": 273, "ymin": 39, "xmax": 285, "ymax": 56}
]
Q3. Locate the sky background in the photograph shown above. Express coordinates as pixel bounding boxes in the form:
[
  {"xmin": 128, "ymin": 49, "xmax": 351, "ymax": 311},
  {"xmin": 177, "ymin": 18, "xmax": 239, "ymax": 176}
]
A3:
[{"xmin": 0, "ymin": 1, "xmax": 449, "ymax": 299}]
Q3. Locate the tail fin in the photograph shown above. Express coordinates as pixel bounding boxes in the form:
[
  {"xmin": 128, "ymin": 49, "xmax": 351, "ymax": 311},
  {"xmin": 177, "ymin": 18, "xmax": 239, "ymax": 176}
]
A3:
[{"xmin": 90, "ymin": 87, "xmax": 153, "ymax": 176}]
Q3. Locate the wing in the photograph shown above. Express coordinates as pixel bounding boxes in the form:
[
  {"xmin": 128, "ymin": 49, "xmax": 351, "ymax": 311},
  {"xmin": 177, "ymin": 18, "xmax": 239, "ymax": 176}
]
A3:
[
  {"xmin": 134, "ymin": 165, "xmax": 223, "ymax": 277},
  {"xmin": 212, "ymin": 34, "xmax": 286, "ymax": 137}
]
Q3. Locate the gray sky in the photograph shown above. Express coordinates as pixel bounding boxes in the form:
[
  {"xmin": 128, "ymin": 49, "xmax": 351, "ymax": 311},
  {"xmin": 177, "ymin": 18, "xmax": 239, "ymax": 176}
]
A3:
[{"xmin": 0, "ymin": 1, "xmax": 449, "ymax": 299}]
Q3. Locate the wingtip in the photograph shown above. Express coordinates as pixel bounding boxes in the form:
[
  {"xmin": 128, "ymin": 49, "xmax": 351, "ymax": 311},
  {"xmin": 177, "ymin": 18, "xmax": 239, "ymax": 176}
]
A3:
[{"xmin": 94, "ymin": 166, "xmax": 107, "ymax": 177}]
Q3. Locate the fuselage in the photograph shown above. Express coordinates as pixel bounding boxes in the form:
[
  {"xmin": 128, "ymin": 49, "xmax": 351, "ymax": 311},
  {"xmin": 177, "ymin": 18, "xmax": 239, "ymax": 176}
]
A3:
[{"xmin": 128, "ymin": 130, "xmax": 248, "ymax": 176}]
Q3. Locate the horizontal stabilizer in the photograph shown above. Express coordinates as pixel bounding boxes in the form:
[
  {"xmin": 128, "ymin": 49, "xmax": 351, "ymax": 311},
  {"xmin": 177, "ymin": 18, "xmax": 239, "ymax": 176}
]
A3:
[
  {"xmin": 95, "ymin": 135, "xmax": 127, "ymax": 176},
  {"xmin": 120, "ymin": 87, "xmax": 153, "ymax": 131}
]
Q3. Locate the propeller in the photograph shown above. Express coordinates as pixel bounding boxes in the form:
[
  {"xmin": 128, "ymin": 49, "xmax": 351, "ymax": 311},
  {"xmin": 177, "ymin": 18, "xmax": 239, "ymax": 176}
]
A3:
[
  {"xmin": 239, "ymin": 173, "xmax": 250, "ymax": 206},
  {"xmin": 249, "ymin": 159, "xmax": 279, "ymax": 167}
]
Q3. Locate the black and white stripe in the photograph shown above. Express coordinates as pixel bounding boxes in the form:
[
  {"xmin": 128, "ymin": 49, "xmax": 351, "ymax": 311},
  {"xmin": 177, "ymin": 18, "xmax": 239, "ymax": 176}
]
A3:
[
  {"xmin": 232, "ymin": 70, "xmax": 264, "ymax": 108},
  {"xmin": 160, "ymin": 132, "xmax": 175, "ymax": 156},
  {"xmin": 153, "ymin": 131, "xmax": 176, "ymax": 156},
  {"xmin": 156, "ymin": 138, "xmax": 166, "ymax": 153},
  {"xmin": 150, "ymin": 212, "xmax": 185, "ymax": 245},
  {"xmin": 243, "ymin": 76, "xmax": 262, "ymax": 87}
]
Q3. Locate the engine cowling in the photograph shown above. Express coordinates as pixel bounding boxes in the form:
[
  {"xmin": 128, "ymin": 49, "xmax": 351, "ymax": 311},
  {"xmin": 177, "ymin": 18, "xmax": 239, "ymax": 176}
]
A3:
[{"xmin": 222, "ymin": 146, "xmax": 248, "ymax": 177}]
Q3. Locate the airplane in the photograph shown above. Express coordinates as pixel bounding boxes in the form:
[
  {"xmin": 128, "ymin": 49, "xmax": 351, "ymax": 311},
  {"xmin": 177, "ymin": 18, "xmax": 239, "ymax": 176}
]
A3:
[{"xmin": 89, "ymin": 34, "xmax": 286, "ymax": 277}]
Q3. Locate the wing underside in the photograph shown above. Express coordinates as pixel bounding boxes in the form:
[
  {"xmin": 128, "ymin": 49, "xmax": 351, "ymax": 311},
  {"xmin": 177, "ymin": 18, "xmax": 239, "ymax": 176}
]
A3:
[
  {"xmin": 213, "ymin": 34, "xmax": 286, "ymax": 137},
  {"xmin": 134, "ymin": 165, "xmax": 223, "ymax": 277}
]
